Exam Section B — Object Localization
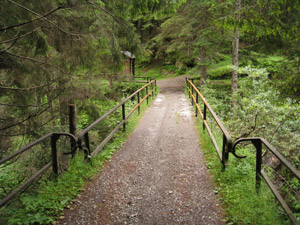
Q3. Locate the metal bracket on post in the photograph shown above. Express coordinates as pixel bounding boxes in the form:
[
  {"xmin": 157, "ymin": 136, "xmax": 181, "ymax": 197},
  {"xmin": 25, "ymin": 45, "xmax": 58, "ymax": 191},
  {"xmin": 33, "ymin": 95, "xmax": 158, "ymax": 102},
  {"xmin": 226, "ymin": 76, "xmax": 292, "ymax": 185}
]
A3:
[{"xmin": 232, "ymin": 138, "xmax": 261, "ymax": 190}]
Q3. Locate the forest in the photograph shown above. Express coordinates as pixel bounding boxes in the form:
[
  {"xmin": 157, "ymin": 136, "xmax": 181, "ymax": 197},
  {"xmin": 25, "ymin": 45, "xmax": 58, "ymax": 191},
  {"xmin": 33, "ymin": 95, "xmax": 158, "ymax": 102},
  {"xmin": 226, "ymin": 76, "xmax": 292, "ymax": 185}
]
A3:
[{"xmin": 1, "ymin": 0, "xmax": 300, "ymax": 224}]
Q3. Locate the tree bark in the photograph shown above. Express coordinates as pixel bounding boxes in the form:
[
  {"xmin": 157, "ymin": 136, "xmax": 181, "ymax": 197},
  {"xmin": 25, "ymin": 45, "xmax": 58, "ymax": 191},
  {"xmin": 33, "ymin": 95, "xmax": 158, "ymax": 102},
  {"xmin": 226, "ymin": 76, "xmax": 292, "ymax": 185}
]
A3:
[
  {"xmin": 200, "ymin": 46, "xmax": 207, "ymax": 81},
  {"xmin": 231, "ymin": 0, "xmax": 241, "ymax": 107},
  {"xmin": 200, "ymin": 6, "xmax": 207, "ymax": 82},
  {"xmin": 220, "ymin": 0, "xmax": 224, "ymax": 36}
]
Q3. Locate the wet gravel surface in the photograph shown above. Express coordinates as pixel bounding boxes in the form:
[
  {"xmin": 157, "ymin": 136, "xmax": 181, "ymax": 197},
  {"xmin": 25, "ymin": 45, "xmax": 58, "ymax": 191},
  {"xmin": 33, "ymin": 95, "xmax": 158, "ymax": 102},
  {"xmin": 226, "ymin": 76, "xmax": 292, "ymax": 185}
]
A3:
[{"xmin": 57, "ymin": 76, "xmax": 225, "ymax": 225}]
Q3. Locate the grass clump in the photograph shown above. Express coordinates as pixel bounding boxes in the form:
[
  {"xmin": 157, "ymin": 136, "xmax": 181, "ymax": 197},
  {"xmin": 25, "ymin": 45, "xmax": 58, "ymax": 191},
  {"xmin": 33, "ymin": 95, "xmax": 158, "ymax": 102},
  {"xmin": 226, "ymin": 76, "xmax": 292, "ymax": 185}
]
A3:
[{"xmin": 137, "ymin": 64, "xmax": 186, "ymax": 80}]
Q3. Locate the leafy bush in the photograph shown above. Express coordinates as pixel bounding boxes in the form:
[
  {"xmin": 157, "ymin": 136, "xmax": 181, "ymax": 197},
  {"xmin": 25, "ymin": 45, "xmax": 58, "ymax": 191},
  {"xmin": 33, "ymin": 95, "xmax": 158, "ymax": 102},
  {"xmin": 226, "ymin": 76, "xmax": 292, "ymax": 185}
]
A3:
[
  {"xmin": 197, "ymin": 66, "xmax": 300, "ymax": 223},
  {"xmin": 228, "ymin": 67, "xmax": 300, "ymax": 162}
]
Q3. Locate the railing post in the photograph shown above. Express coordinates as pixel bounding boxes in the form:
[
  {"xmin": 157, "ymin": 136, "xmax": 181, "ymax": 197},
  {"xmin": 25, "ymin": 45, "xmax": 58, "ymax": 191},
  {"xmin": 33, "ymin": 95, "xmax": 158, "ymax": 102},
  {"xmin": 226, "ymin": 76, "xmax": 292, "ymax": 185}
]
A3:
[
  {"xmin": 203, "ymin": 104, "xmax": 207, "ymax": 130},
  {"xmin": 132, "ymin": 58, "xmax": 135, "ymax": 78},
  {"xmin": 146, "ymin": 85, "xmax": 149, "ymax": 105},
  {"xmin": 195, "ymin": 93, "xmax": 199, "ymax": 117},
  {"xmin": 51, "ymin": 134, "xmax": 59, "ymax": 176},
  {"xmin": 221, "ymin": 134, "xmax": 229, "ymax": 170},
  {"xmin": 191, "ymin": 86, "xmax": 194, "ymax": 106},
  {"xmin": 151, "ymin": 80, "xmax": 154, "ymax": 97},
  {"xmin": 122, "ymin": 103, "xmax": 126, "ymax": 131},
  {"xmin": 84, "ymin": 133, "xmax": 91, "ymax": 157},
  {"xmin": 188, "ymin": 81, "xmax": 191, "ymax": 98},
  {"xmin": 69, "ymin": 104, "xmax": 77, "ymax": 155},
  {"xmin": 137, "ymin": 92, "xmax": 140, "ymax": 115},
  {"xmin": 252, "ymin": 139, "xmax": 262, "ymax": 192},
  {"xmin": 155, "ymin": 80, "xmax": 157, "ymax": 92}
]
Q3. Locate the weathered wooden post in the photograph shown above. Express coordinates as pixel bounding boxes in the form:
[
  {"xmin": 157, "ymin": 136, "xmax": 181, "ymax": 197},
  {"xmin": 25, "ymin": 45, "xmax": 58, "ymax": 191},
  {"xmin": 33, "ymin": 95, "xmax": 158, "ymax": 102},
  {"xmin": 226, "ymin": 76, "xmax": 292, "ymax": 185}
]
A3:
[
  {"xmin": 203, "ymin": 104, "xmax": 207, "ymax": 130},
  {"xmin": 195, "ymin": 93, "xmax": 199, "ymax": 117},
  {"xmin": 51, "ymin": 134, "xmax": 59, "ymax": 176},
  {"xmin": 132, "ymin": 58, "xmax": 135, "ymax": 78},
  {"xmin": 137, "ymin": 92, "xmax": 140, "ymax": 115},
  {"xmin": 122, "ymin": 103, "xmax": 126, "ymax": 131},
  {"xmin": 146, "ymin": 85, "xmax": 149, "ymax": 105}
]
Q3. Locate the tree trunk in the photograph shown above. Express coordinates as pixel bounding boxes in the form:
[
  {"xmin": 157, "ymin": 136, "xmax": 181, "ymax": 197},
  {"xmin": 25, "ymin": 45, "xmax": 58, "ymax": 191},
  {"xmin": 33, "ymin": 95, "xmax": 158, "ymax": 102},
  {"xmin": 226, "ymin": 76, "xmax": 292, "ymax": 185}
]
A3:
[
  {"xmin": 200, "ymin": 46, "xmax": 207, "ymax": 81},
  {"xmin": 220, "ymin": 0, "xmax": 224, "ymax": 36},
  {"xmin": 200, "ymin": 6, "xmax": 207, "ymax": 82},
  {"xmin": 231, "ymin": 0, "xmax": 241, "ymax": 107},
  {"xmin": 298, "ymin": 55, "xmax": 300, "ymax": 73}
]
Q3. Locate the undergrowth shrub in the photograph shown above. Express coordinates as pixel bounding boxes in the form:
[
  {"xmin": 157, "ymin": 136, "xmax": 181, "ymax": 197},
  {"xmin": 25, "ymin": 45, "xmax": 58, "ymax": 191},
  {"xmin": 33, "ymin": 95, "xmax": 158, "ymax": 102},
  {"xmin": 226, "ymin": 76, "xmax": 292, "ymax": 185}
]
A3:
[
  {"xmin": 0, "ymin": 84, "xmax": 157, "ymax": 224},
  {"xmin": 195, "ymin": 66, "xmax": 300, "ymax": 223}
]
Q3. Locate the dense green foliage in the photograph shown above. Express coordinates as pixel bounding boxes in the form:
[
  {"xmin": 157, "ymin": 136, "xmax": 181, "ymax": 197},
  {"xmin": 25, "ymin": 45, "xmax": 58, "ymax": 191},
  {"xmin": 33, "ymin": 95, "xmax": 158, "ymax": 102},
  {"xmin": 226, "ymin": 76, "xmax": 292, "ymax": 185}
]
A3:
[
  {"xmin": 1, "ymin": 0, "xmax": 300, "ymax": 224},
  {"xmin": 195, "ymin": 65, "xmax": 300, "ymax": 223},
  {"xmin": 0, "ymin": 88, "xmax": 157, "ymax": 224}
]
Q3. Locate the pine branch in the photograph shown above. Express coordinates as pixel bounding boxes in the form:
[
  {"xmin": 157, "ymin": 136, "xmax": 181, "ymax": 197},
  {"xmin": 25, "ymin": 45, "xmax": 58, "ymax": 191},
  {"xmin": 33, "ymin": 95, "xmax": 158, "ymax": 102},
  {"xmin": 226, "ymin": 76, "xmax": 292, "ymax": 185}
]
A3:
[
  {"xmin": 0, "ymin": 32, "xmax": 19, "ymax": 55},
  {"xmin": 0, "ymin": 6, "xmax": 62, "ymax": 32},
  {"xmin": 0, "ymin": 87, "xmax": 66, "ymax": 131},
  {"xmin": 0, "ymin": 78, "xmax": 58, "ymax": 91},
  {"xmin": 0, "ymin": 105, "xmax": 51, "ymax": 131},
  {"xmin": 0, "ymin": 115, "xmax": 59, "ymax": 137},
  {"xmin": 5, "ymin": 1, "xmax": 80, "ymax": 36},
  {"xmin": 3, "ymin": 52, "xmax": 64, "ymax": 72},
  {"xmin": 0, "ymin": 27, "xmax": 41, "ymax": 44},
  {"xmin": 85, "ymin": 0, "xmax": 125, "ymax": 26},
  {"xmin": 0, "ymin": 102, "xmax": 47, "ymax": 108}
]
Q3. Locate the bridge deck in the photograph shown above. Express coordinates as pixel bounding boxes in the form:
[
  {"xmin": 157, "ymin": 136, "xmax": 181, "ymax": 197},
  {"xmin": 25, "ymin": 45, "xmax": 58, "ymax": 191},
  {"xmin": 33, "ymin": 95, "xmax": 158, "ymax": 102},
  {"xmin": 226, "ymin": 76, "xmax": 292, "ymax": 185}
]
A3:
[{"xmin": 58, "ymin": 76, "xmax": 225, "ymax": 224}]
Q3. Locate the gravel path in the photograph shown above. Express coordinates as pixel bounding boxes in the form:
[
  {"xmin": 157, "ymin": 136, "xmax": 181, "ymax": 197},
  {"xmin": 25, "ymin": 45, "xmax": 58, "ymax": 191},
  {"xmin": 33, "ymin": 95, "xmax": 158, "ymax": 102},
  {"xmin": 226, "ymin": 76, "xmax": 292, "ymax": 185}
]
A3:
[{"xmin": 57, "ymin": 76, "xmax": 225, "ymax": 225}]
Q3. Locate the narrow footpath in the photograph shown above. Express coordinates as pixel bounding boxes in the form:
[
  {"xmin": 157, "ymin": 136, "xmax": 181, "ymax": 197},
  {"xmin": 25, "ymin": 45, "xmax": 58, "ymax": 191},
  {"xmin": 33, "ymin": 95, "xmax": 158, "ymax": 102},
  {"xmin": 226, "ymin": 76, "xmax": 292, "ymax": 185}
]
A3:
[{"xmin": 58, "ymin": 76, "xmax": 225, "ymax": 225}]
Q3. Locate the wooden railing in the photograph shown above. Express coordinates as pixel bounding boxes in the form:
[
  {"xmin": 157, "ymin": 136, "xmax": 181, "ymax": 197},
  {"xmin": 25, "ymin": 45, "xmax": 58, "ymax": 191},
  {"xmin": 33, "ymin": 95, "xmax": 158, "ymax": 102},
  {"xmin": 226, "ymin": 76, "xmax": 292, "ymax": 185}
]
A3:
[{"xmin": 0, "ymin": 78, "xmax": 156, "ymax": 208}]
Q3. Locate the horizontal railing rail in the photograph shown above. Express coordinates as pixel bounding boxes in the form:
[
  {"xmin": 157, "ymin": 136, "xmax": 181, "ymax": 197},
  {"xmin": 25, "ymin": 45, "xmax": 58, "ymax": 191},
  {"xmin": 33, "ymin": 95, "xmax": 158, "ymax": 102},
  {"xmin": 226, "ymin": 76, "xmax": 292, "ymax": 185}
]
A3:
[
  {"xmin": 121, "ymin": 75, "xmax": 151, "ymax": 83},
  {"xmin": 77, "ymin": 79, "xmax": 156, "ymax": 158},
  {"xmin": 0, "ymin": 132, "xmax": 76, "ymax": 208},
  {"xmin": 186, "ymin": 78, "xmax": 232, "ymax": 168},
  {"xmin": 186, "ymin": 78, "xmax": 300, "ymax": 225}
]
